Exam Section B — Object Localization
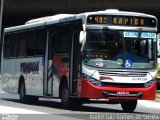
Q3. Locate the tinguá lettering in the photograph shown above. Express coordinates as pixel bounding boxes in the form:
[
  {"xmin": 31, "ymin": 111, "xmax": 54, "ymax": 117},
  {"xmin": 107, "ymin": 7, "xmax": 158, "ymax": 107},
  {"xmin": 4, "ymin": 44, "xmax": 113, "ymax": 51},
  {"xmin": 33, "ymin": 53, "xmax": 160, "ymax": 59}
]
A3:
[{"xmin": 20, "ymin": 61, "xmax": 39, "ymax": 74}]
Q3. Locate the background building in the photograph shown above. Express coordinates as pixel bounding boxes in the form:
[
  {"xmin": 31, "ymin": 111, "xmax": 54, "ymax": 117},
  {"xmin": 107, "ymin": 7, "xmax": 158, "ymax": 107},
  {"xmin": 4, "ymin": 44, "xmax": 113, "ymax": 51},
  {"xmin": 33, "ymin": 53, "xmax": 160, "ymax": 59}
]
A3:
[{"xmin": 2, "ymin": 0, "xmax": 160, "ymax": 30}]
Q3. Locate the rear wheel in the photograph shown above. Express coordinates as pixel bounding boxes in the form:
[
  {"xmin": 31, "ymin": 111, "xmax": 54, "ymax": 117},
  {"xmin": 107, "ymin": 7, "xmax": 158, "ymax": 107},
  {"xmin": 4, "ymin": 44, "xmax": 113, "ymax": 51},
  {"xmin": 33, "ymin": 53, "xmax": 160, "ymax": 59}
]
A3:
[
  {"xmin": 121, "ymin": 100, "xmax": 137, "ymax": 113},
  {"xmin": 19, "ymin": 81, "xmax": 28, "ymax": 103},
  {"xmin": 19, "ymin": 81, "xmax": 39, "ymax": 104},
  {"xmin": 27, "ymin": 96, "xmax": 39, "ymax": 104}
]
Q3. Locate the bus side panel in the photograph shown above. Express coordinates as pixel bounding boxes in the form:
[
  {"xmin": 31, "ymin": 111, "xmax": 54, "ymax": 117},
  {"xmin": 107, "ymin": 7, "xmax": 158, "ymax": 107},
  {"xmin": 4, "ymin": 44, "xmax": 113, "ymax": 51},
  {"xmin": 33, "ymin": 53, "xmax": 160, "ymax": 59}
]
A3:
[
  {"xmin": 1, "ymin": 57, "xmax": 44, "ymax": 96},
  {"xmin": 1, "ymin": 59, "xmax": 18, "ymax": 94},
  {"xmin": 19, "ymin": 57, "xmax": 44, "ymax": 96}
]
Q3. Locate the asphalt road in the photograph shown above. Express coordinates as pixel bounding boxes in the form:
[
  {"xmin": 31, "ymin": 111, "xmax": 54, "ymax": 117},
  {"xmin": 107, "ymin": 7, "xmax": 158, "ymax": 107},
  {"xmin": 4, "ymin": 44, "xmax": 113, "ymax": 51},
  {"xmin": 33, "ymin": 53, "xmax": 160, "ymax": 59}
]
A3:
[{"xmin": 0, "ymin": 92, "xmax": 160, "ymax": 120}]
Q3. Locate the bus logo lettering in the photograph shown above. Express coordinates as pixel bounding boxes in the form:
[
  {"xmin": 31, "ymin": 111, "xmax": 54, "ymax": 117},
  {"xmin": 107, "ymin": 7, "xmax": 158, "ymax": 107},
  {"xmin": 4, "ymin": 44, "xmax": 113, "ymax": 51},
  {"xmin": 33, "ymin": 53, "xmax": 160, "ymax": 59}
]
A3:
[
  {"xmin": 59, "ymin": 16, "xmax": 76, "ymax": 23},
  {"xmin": 20, "ymin": 61, "xmax": 39, "ymax": 74}
]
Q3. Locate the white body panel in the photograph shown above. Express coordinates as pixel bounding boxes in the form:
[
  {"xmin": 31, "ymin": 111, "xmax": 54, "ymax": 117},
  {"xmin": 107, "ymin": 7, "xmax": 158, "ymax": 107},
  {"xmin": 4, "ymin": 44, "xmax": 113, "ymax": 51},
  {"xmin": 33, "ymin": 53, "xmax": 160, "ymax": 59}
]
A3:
[
  {"xmin": 1, "ymin": 57, "xmax": 60, "ymax": 97},
  {"xmin": 1, "ymin": 57, "xmax": 44, "ymax": 96}
]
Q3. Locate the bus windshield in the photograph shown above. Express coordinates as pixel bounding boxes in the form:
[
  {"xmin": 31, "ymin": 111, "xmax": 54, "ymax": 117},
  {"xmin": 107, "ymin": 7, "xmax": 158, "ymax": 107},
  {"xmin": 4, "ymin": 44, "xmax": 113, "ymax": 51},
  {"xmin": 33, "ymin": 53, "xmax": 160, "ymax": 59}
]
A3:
[{"xmin": 83, "ymin": 29, "xmax": 157, "ymax": 69}]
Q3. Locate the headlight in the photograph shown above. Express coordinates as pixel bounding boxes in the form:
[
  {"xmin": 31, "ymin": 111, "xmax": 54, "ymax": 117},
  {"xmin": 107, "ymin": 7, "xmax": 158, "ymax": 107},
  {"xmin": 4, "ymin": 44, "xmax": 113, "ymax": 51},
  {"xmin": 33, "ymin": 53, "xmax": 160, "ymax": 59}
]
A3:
[
  {"xmin": 144, "ymin": 79, "xmax": 155, "ymax": 88},
  {"xmin": 86, "ymin": 76, "xmax": 101, "ymax": 86}
]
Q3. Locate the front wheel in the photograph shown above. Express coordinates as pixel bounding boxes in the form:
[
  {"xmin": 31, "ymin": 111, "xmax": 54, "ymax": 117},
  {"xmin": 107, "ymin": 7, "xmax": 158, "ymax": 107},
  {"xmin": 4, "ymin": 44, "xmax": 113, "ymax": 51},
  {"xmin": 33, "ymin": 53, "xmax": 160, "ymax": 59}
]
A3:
[
  {"xmin": 61, "ymin": 83, "xmax": 71, "ymax": 108},
  {"xmin": 61, "ymin": 82, "xmax": 83, "ymax": 109},
  {"xmin": 121, "ymin": 100, "xmax": 137, "ymax": 113}
]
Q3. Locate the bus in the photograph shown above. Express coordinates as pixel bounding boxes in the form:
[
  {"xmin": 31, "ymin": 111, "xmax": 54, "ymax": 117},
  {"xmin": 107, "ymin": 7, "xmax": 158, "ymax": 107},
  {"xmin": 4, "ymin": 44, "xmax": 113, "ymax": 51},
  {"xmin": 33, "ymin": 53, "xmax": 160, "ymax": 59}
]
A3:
[{"xmin": 1, "ymin": 9, "xmax": 158, "ymax": 112}]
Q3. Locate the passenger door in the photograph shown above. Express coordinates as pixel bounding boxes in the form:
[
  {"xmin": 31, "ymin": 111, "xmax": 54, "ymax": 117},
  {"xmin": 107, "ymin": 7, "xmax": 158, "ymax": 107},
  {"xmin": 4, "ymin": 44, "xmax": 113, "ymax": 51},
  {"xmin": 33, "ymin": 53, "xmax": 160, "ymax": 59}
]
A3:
[{"xmin": 44, "ymin": 30, "xmax": 56, "ymax": 96}]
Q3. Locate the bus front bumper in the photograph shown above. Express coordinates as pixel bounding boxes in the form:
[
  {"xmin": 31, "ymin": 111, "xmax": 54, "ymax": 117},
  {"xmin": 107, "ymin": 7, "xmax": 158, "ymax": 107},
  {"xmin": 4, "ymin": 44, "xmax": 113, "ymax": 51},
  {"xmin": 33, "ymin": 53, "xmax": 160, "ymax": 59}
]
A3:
[{"xmin": 79, "ymin": 79, "xmax": 156, "ymax": 100}]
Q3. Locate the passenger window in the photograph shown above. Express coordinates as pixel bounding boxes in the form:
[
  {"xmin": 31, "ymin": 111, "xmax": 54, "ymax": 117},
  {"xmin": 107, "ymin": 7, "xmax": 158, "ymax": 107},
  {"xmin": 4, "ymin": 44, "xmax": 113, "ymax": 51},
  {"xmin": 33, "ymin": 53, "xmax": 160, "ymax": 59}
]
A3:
[{"xmin": 27, "ymin": 29, "xmax": 46, "ymax": 56}]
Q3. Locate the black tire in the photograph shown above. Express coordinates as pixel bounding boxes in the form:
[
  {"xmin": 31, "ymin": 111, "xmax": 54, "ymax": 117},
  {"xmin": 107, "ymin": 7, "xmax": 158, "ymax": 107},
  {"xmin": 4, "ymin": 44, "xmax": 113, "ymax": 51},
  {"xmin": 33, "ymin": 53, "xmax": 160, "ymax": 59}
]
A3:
[
  {"xmin": 60, "ymin": 81, "xmax": 83, "ymax": 109},
  {"xmin": 19, "ymin": 81, "xmax": 39, "ymax": 104},
  {"xmin": 19, "ymin": 81, "xmax": 28, "ymax": 103},
  {"xmin": 27, "ymin": 96, "xmax": 39, "ymax": 104},
  {"xmin": 121, "ymin": 100, "xmax": 137, "ymax": 113},
  {"xmin": 61, "ymin": 82, "xmax": 72, "ymax": 108}
]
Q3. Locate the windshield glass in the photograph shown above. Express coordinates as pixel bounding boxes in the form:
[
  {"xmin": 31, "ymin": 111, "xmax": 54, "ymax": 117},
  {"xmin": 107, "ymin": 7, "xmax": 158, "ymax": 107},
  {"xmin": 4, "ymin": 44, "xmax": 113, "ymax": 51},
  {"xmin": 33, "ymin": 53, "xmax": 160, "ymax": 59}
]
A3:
[{"xmin": 83, "ymin": 29, "xmax": 157, "ymax": 69}]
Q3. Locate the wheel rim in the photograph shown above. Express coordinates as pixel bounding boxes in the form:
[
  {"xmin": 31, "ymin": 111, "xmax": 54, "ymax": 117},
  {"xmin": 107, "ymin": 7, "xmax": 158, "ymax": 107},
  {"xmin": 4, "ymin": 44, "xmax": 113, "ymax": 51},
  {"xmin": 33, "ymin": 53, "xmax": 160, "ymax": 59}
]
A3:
[
  {"xmin": 62, "ymin": 88, "xmax": 69, "ymax": 104},
  {"xmin": 20, "ymin": 83, "xmax": 25, "ymax": 99}
]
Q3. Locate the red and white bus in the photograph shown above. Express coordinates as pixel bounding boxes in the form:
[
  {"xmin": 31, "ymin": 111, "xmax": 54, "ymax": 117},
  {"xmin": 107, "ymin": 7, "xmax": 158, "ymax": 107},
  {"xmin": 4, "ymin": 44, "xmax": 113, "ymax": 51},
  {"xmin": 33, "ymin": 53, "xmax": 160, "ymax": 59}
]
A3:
[{"xmin": 1, "ymin": 9, "xmax": 158, "ymax": 112}]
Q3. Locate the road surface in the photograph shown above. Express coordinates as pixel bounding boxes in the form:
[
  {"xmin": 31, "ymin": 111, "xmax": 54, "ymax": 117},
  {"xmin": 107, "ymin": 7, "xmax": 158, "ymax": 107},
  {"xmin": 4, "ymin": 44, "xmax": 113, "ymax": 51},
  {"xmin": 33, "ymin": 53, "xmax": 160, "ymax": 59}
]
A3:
[{"xmin": 0, "ymin": 92, "xmax": 160, "ymax": 120}]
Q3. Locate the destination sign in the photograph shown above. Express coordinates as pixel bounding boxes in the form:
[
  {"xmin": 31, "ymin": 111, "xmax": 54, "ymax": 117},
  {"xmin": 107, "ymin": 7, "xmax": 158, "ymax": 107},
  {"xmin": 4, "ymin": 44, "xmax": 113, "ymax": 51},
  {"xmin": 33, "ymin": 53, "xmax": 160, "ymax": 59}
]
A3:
[
  {"xmin": 87, "ymin": 15, "xmax": 156, "ymax": 27},
  {"xmin": 123, "ymin": 31, "xmax": 156, "ymax": 38}
]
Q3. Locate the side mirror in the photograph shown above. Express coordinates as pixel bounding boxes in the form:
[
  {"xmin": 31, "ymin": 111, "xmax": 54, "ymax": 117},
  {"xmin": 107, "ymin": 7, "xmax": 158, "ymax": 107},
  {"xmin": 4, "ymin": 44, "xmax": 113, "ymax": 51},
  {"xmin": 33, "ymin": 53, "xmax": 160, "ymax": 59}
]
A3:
[{"xmin": 79, "ymin": 31, "xmax": 86, "ymax": 44}]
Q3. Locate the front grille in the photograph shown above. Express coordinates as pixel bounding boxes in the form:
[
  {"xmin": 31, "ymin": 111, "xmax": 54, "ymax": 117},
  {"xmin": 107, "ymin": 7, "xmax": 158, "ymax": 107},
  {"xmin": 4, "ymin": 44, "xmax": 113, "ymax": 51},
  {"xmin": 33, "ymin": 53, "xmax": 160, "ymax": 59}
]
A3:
[
  {"xmin": 101, "ymin": 82, "xmax": 144, "ymax": 88},
  {"xmin": 99, "ymin": 70, "xmax": 147, "ymax": 77}
]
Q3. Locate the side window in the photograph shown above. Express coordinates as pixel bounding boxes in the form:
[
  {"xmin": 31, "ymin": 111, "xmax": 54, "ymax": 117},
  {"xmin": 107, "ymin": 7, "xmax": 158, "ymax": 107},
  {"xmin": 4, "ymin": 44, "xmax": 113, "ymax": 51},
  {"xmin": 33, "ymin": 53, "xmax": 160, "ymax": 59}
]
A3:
[
  {"xmin": 3, "ymin": 34, "xmax": 11, "ymax": 58},
  {"xmin": 35, "ymin": 29, "xmax": 46, "ymax": 56},
  {"xmin": 18, "ymin": 33, "xmax": 27, "ymax": 57},
  {"xmin": 49, "ymin": 30, "xmax": 58, "ymax": 59},
  {"xmin": 27, "ymin": 31, "xmax": 36, "ymax": 56},
  {"xmin": 58, "ymin": 25, "xmax": 72, "ymax": 53},
  {"xmin": 27, "ymin": 29, "xmax": 46, "ymax": 56},
  {"xmin": 11, "ymin": 34, "xmax": 19, "ymax": 58},
  {"xmin": 4, "ymin": 32, "xmax": 27, "ymax": 58}
]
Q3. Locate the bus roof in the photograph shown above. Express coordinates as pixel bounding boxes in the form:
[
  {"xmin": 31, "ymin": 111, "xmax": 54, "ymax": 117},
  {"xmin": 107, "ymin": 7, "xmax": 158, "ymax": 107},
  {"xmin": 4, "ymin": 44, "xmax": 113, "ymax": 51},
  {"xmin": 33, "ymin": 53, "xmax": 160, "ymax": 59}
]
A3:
[
  {"xmin": 4, "ymin": 9, "xmax": 157, "ymax": 33},
  {"xmin": 81, "ymin": 9, "xmax": 156, "ymax": 18},
  {"xmin": 25, "ymin": 14, "xmax": 75, "ymax": 24}
]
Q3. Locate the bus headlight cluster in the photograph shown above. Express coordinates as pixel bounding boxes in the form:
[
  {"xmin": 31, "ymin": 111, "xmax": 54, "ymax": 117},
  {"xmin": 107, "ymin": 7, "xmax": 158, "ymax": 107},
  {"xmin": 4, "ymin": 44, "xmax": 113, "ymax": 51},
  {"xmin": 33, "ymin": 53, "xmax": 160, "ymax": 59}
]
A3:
[
  {"xmin": 86, "ymin": 76, "xmax": 101, "ymax": 86},
  {"xmin": 144, "ymin": 79, "xmax": 155, "ymax": 88}
]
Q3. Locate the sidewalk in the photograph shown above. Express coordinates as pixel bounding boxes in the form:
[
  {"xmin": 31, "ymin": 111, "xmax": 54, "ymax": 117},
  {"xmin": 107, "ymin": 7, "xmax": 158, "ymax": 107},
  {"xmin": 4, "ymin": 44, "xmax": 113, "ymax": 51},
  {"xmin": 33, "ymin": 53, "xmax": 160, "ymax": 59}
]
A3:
[{"xmin": 0, "ymin": 105, "xmax": 46, "ymax": 114}]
